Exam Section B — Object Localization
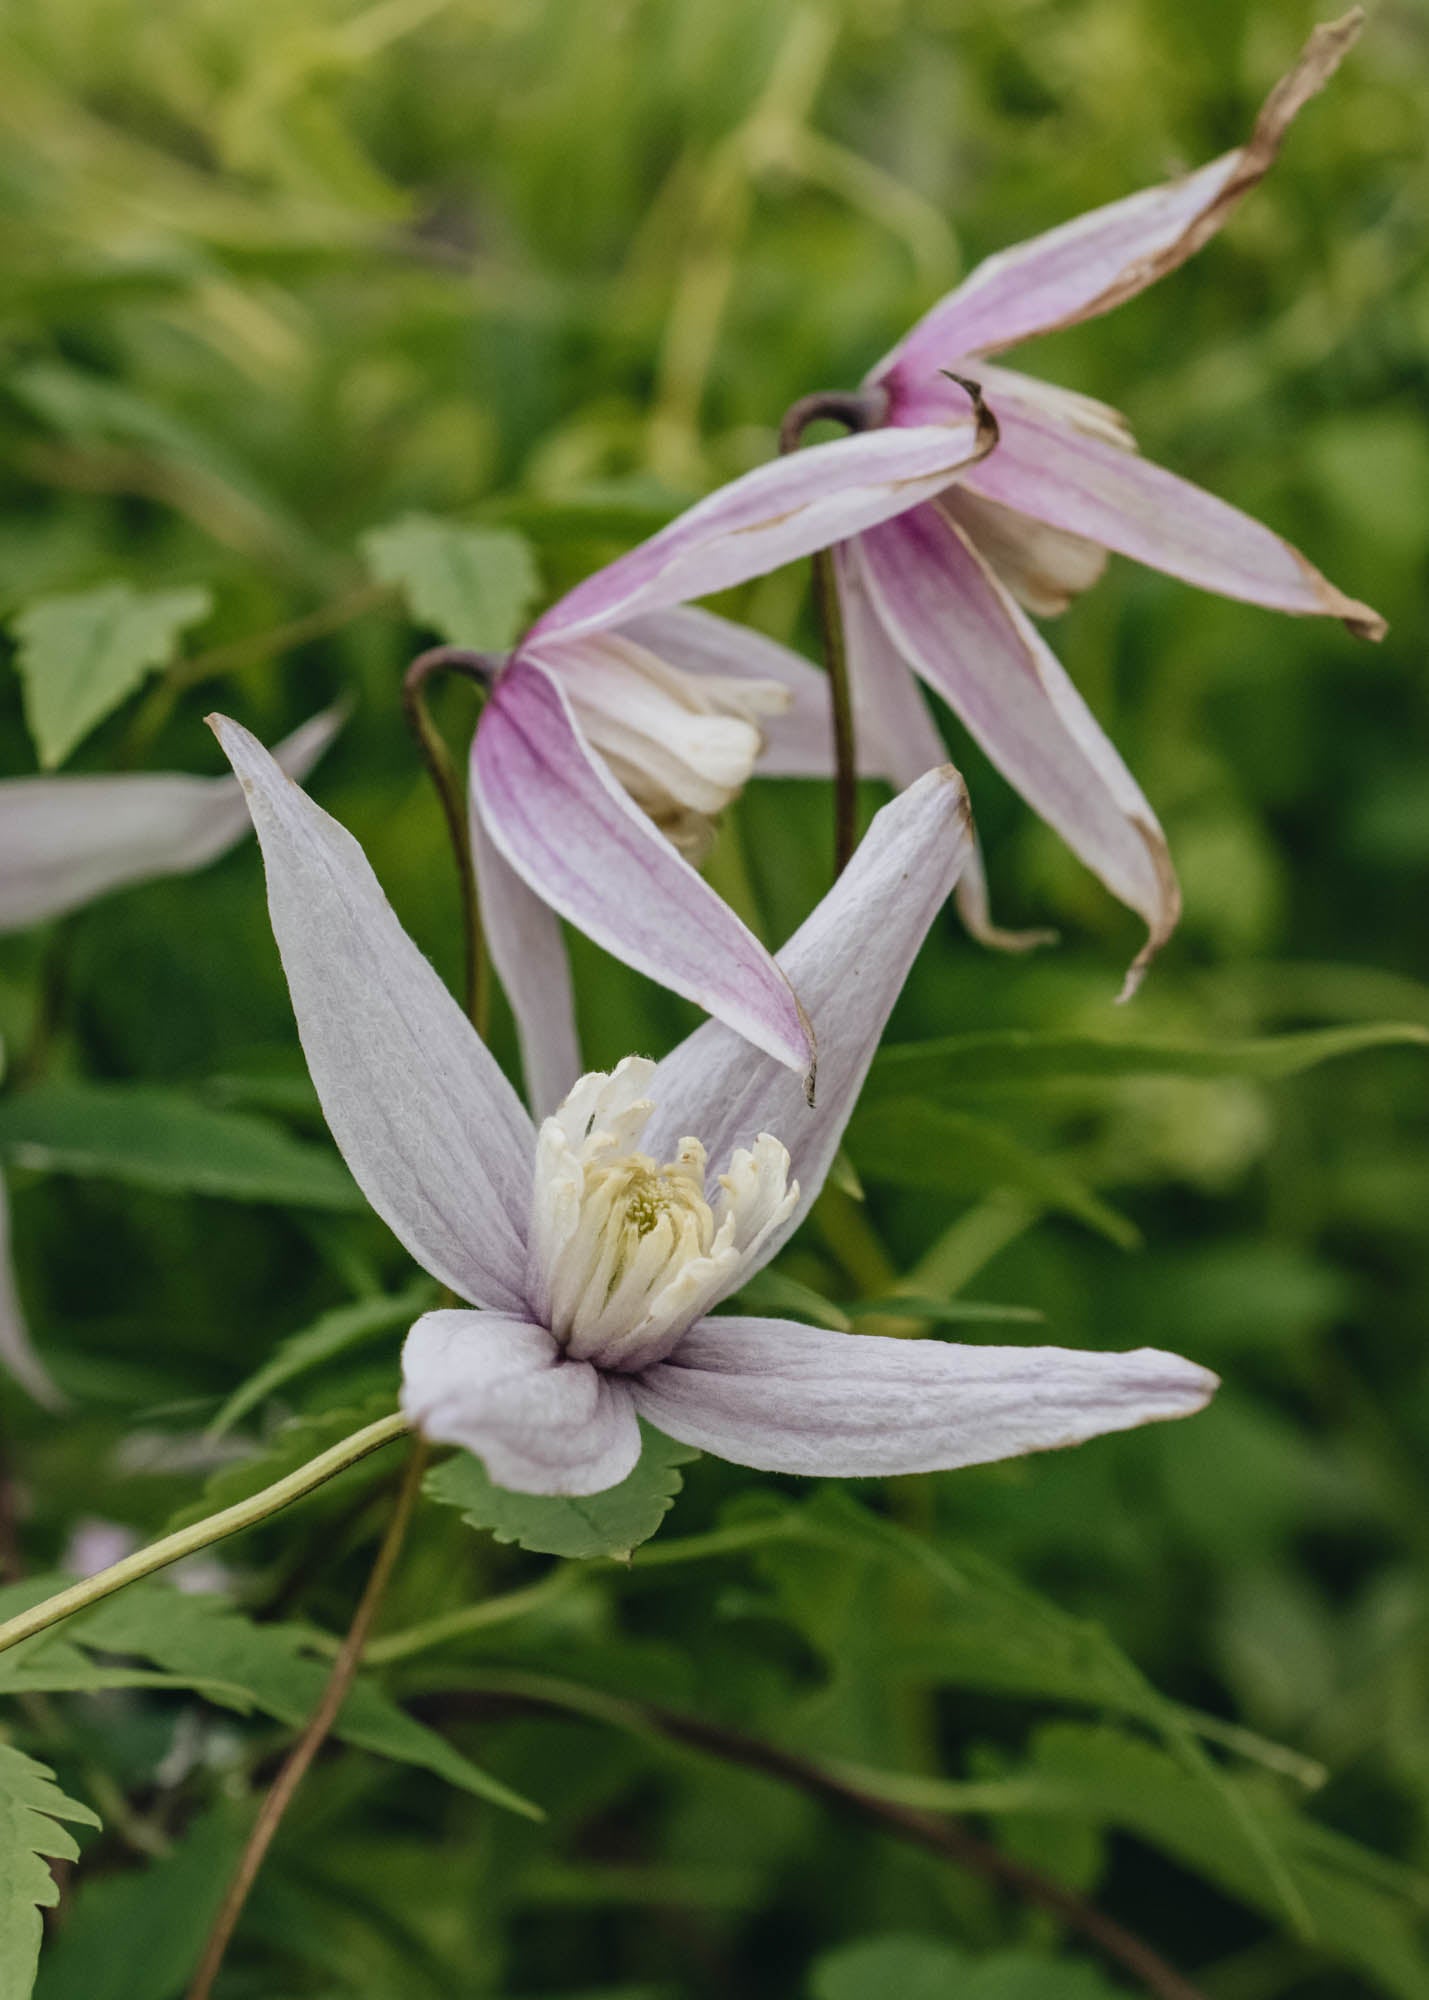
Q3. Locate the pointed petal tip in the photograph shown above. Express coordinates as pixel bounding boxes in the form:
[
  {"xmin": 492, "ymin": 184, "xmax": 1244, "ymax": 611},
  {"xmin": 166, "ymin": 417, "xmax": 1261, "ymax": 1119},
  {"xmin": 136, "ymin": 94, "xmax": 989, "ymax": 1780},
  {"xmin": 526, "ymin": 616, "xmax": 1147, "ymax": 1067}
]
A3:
[
  {"xmin": 1115, "ymin": 819, "xmax": 1182, "ymax": 1003},
  {"xmin": 1133, "ymin": 1347, "xmax": 1221, "ymax": 1415}
]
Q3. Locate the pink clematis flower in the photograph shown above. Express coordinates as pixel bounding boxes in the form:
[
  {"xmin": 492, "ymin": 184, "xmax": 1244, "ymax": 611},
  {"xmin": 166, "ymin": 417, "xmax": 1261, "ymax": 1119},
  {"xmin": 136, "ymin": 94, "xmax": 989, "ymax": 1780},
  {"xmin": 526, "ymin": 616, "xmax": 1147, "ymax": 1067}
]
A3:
[
  {"xmin": 460, "ymin": 403, "xmax": 996, "ymax": 1105},
  {"xmin": 0, "ymin": 706, "xmax": 342, "ymax": 1407},
  {"xmin": 214, "ymin": 715, "xmax": 1215, "ymax": 1499},
  {"xmin": 782, "ymin": 10, "xmax": 1383, "ymax": 992}
]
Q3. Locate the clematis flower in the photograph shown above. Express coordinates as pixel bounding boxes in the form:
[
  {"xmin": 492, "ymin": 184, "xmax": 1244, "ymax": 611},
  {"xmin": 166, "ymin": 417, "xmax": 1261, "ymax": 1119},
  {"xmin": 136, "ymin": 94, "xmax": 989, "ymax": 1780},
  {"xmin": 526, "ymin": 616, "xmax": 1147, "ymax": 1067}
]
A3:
[
  {"xmin": 460, "ymin": 399, "xmax": 997, "ymax": 1094},
  {"xmin": 214, "ymin": 714, "xmax": 1215, "ymax": 1498},
  {"xmin": 0, "ymin": 706, "xmax": 342, "ymax": 1407},
  {"xmin": 778, "ymin": 10, "xmax": 1383, "ymax": 992}
]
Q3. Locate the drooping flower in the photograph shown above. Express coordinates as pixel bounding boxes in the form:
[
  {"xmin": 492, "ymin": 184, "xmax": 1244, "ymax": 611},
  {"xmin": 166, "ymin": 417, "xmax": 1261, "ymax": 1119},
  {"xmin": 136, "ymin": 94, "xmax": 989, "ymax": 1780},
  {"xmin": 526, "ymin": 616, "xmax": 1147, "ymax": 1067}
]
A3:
[
  {"xmin": 780, "ymin": 10, "xmax": 1383, "ymax": 991},
  {"xmin": 215, "ymin": 715, "xmax": 1215, "ymax": 1498},
  {"xmin": 0, "ymin": 706, "xmax": 342, "ymax": 1406},
  {"xmin": 459, "ymin": 402, "xmax": 997, "ymax": 1097}
]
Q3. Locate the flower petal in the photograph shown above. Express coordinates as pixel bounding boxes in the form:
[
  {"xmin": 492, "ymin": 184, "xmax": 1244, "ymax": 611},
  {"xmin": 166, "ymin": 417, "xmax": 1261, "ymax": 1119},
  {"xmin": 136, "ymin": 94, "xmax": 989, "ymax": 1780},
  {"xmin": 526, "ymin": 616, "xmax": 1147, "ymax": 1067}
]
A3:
[
  {"xmin": 618, "ymin": 607, "xmax": 836, "ymax": 780},
  {"xmin": 633, "ymin": 1316, "xmax": 1217, "ymax": 1477},
  {"xmin": 640, "ymin": 762, "xmax": 973, "ymax": 1275},
  {"xmin": 834, "ymin": 542, "xmax": 950, "ymax": 788},
  {"xmin": 962, "ymin": 384, "xmax": 1385, "ymax": 637},
  {"xmin": 209, "ymin": 715, "xmax": 535, "ymax": 1314},
  {"xmin": 0, "ymin": 1166, "xmax": 64, "ymax": 1410},
  {"xmin": 877, "ymin": 12, "xmax": 1364, "ymax": 368},
  {"xmin": 471, "ymin": 656, "xmax": 813, "ymax": 1075},
  {"xmin": 469, "ymin": 800, "xmax": 581, "ymax": 1121},
  {"xmin": 402, "ymin": 1309, "xmax": 641, "ymax": 1495},
  {"xmin": 0, "ymin": 704, "xmax": 344, "ymax": 935},
  {"xmin": 529, "ymin": 410, "xmax": 996, "ymax": 644},
  {"xmin": 857, "ymin": 505, "xmax": 1179, "ymax": 994}
]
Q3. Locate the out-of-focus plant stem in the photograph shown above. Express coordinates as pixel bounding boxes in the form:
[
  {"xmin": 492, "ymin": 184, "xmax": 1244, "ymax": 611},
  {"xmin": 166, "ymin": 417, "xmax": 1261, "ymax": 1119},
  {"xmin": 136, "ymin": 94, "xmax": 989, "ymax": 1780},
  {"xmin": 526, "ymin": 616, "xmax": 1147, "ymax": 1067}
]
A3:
[
  {"xmin": 186, "ymin": 1436, "xmax": 430, "ymax": 2000},
  {"xmin": 0, "ymin": 1411, "xmax": 410, "ymax": 1658},
  {"xmin": 401, "ymin": 645, "xmax": 497, "ymax": 1037}
]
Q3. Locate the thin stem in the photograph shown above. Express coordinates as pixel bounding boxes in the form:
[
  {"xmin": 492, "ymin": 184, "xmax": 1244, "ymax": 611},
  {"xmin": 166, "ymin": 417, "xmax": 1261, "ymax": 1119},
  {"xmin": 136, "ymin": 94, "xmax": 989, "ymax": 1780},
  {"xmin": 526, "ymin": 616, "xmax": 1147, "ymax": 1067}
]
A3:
[
  {"xmin": 812, "ymin": 544, "xmax": 857, "ymax": 876},
  {"xmin": 187, "ymin": 1438, "xmax": 429, "ymax": 2000},
  {"xmin": 426, "ymin": 1671, "xmax": 1208, "ymax": 2000},
  {"xmin": 777, "ymin": 387, "xmax": 885, "ymax": 881},
  {"xmin": 401, "ymin": 647, "xmax": 497, "ymax": 1036},
  {"xmin": 0, "ymin": 1412, "xmax": 410, "ymax": 1659}
]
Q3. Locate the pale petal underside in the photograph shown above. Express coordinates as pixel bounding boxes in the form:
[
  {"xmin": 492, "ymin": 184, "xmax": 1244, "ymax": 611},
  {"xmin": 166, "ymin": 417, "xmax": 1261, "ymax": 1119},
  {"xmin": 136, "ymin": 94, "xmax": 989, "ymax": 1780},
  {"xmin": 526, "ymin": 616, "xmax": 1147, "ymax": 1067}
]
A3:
[
  {"xmin": 402, "ymin": 1310, "xmax": 642, "ymax": 1496},
  {"xmin": 878, "ymin": 12, "xmax": 1366, "ymax": 370},
  {"xmin": 210, "ymin": 716, "xmax": 536, "ymax": 1314},
  {"xmin": 633, "ymin": 1316, "xmax": 1218, "ymax": 1476}
]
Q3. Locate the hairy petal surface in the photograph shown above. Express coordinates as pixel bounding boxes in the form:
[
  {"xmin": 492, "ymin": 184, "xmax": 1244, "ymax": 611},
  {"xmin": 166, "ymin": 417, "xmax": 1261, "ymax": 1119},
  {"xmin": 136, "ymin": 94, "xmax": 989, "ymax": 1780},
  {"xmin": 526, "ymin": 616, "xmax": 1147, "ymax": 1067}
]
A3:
[
  {"xmin": 529, "ymin": 412, "xmax": 994, "ymax": 643},
  {"xmin": 210, "ymin": 716, "xmax": 535, "ymax": 1313},
  {"xmin": 469, "ymin": 799, "xmax": 581, "ymax": 1121},
  {"xmin": 876, "ymin": 12, "xmax": 1364, "ymax": 370},
  {"xmin": 402, "ymin": 1310, "xmax": 641, "ymax": 1496},
  {"xmin": 633, "ymin": 1317, "xmax": 1218, "ymax": 1476},
  {"xmin": 641, "ymin": 765, "xmax": 972, "ymax": 1277},
  {"xmin": 963, "ymin": 392, "xmax": 1385, "ymax": 637},
  {"xmin": 472, "ymin": 656, "xmax": 812, "ymax": 1074},
  {"xmin": 0, "ymin": 705, "xmax": 343, "ymax": 935},
  {"xmin": 858, "ymin": 505, "xmax": 1179, "ymax": 993}
]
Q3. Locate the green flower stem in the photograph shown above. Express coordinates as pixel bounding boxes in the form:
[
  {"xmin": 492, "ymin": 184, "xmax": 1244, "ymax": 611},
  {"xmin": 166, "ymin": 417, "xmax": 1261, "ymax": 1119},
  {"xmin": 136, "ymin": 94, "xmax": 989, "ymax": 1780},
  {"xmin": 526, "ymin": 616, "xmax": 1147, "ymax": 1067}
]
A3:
[
  {"xmin": 401, "ymin": 646, "xmax": 496, "ymax": 1037},
  {"xmin": 0, "ymin": 1411, "xmax": 411, "ymax": 1659}
]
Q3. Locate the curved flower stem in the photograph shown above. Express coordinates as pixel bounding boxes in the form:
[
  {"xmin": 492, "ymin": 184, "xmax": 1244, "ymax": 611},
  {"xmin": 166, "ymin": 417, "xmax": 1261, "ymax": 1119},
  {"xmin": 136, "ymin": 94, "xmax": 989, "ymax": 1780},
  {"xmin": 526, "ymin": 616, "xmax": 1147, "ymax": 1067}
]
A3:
[
  {"xmin": 0, "ymin": 1412, "xmax": 410, "ymax": 1659},
  {"xmin": 401, "ymin": 646, "xmax": 499, "ymax": 1036},
  {"xmin": 777, "ymin": 388, "xmax": 884, "ymax": 880},
  {"xmin": 426, "ymin": 1671, "xmax": 1207, "ymax": 2000},
  {"xmin": 187, "ymin": 1437, "xmax": 430, "ymax": 2000}
]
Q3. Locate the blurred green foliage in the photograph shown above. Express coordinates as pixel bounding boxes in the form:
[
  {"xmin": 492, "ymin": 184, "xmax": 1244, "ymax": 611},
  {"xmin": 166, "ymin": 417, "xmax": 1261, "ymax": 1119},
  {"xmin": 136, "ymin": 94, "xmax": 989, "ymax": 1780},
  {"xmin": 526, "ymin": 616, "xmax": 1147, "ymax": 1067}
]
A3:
[{"xmin": 0, "ymin": 0, "xmax": 1426, "ymax": 1993}]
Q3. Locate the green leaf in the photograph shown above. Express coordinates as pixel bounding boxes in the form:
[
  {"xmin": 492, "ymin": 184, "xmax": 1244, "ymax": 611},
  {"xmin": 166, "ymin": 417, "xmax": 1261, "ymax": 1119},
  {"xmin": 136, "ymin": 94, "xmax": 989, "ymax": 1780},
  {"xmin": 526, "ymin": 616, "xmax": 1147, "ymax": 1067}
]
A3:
[
  {"xmin": 0, "ymin": 1084, "xmax": 362, "ymax": 1210},
  {"xmin": 425, "ymin": 1426, "xmax": 698, "ymax": 1561},
  {"xmin": 10, "ymin": 581, "xmax": 211, "ymax": 768},
  {"xmin": 73, "ymin": 1585, "xmax": 540, "ymax": 1819},
  {"xmin": 846, "ymin": 1100, "xmax": 1139, "ymax": 1248},
  {"xmin": 809, "ymin": 1939, "xmax": 1121, "ymax": 2000},
  {"xmin": 809, "ymin": 1937, "xmax": 970, "ymax": 2000},
  {"xmin": 870, "ymin": 1024, "xmax": 1429, "ymax": 1101},
  {"xmin": 0, "ymin": 1744, "xmax": 99, "ymax": 2000},
  {"xmin": 921, "ymin": 1725, "xmax": 1429, "ymax": 2000},
  {"xmin": 33, "ymin": 1797, "xmax": 250, "ymax": 2000},
  {"xmin": 362, "ymin": 514, "xmax": 539, "ymax": 651},
  {"xmin": 207, "ymin": 1283, "xmax": 435, "ymax": 1438}
]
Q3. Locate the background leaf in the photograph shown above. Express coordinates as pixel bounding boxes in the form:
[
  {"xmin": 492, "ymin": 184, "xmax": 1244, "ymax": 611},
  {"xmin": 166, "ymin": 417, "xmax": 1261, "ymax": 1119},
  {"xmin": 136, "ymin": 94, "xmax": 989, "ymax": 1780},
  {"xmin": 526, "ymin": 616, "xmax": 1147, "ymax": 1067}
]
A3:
[
  {"xmin": 0, "ymin": 1746, "xmax": 99, "ymax": 2000},
  {"xmin": 0, "ymin": 1085, "xmax": 362, "ymax": 1210},
  {"xmin": 362, "ymin": 516, "xmax": 539, "ymax": 651},
  {"xmin": 425, "ymin": 1426, "xmax": 698, "ymax": 1560},
  {"xmin": 10, "ymin": 583, "xmax": 211, "ymax": 768}
]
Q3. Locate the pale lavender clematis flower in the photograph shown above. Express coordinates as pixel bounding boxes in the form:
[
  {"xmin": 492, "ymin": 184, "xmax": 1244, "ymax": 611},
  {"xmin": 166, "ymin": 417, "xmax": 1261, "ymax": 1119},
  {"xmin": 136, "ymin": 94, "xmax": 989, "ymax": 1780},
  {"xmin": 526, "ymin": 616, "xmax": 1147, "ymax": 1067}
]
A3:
[
  {"xmin": 214, "ymin": 714, "xmax": 1216, "ymax": 1499},
  {"xmin": 787, "ymin": 11, "xmax": 1382, "ymax": 993},
  {"xmin": 465, "ymin": 404, "xmax": 997, "ymax": 1098},
  {"xmin": 0, "ymin": 707, "xmax": 342, "ymax": 1407}
]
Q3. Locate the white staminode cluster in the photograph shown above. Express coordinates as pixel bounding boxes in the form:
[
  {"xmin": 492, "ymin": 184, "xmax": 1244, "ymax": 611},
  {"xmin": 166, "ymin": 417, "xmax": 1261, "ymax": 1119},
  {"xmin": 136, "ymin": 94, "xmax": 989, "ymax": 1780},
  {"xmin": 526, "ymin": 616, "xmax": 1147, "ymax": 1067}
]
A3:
[
  {"xmin": 551, "ymin": 632, "xmax": 791, "ymax": 861},
  {"xmin": 529, "ymin": 1057, "xmax": 797, "ymax": 1373}
]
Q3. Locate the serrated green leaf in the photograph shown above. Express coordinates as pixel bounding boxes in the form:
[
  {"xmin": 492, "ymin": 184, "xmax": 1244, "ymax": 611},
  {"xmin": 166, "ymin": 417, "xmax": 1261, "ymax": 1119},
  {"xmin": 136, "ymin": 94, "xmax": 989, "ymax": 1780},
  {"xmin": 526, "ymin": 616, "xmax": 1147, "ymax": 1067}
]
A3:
[
  {"xmin": 207, "ymin": 1284, "xmax": 434, "ymax": 1439},
  {"xmin": 0, "ymin": 1084, "xmax": 362, "ymax": 1210},
  {"xmin": 0, "ymin": 1744, "xmax": 99, "ymax": 2000},
  {"xmin": 425, "ymin": 1426, "xmax": 697, "ymax": 1561},
  {"xmin": 33, "ymin": 1795, "xmax": 250, "ymax": 2000},
  {"xmin": 10, "ymin": 581, "xmax": 211, "ymax": 768},
  {"xmin": 73, "ymin": 1584, "xmax": 540, "ymax": 1818},
  {"xmin": 362, "ymin": 515, "xmax": 539, "ymax": 651},
  {"xmin": 846, "ymin": 1100, "xmax": 1139, "ymax": 1247},
  {"xmin": 870, "ymin": 1023, "xmax": 1429, "ymax": 1101}
]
